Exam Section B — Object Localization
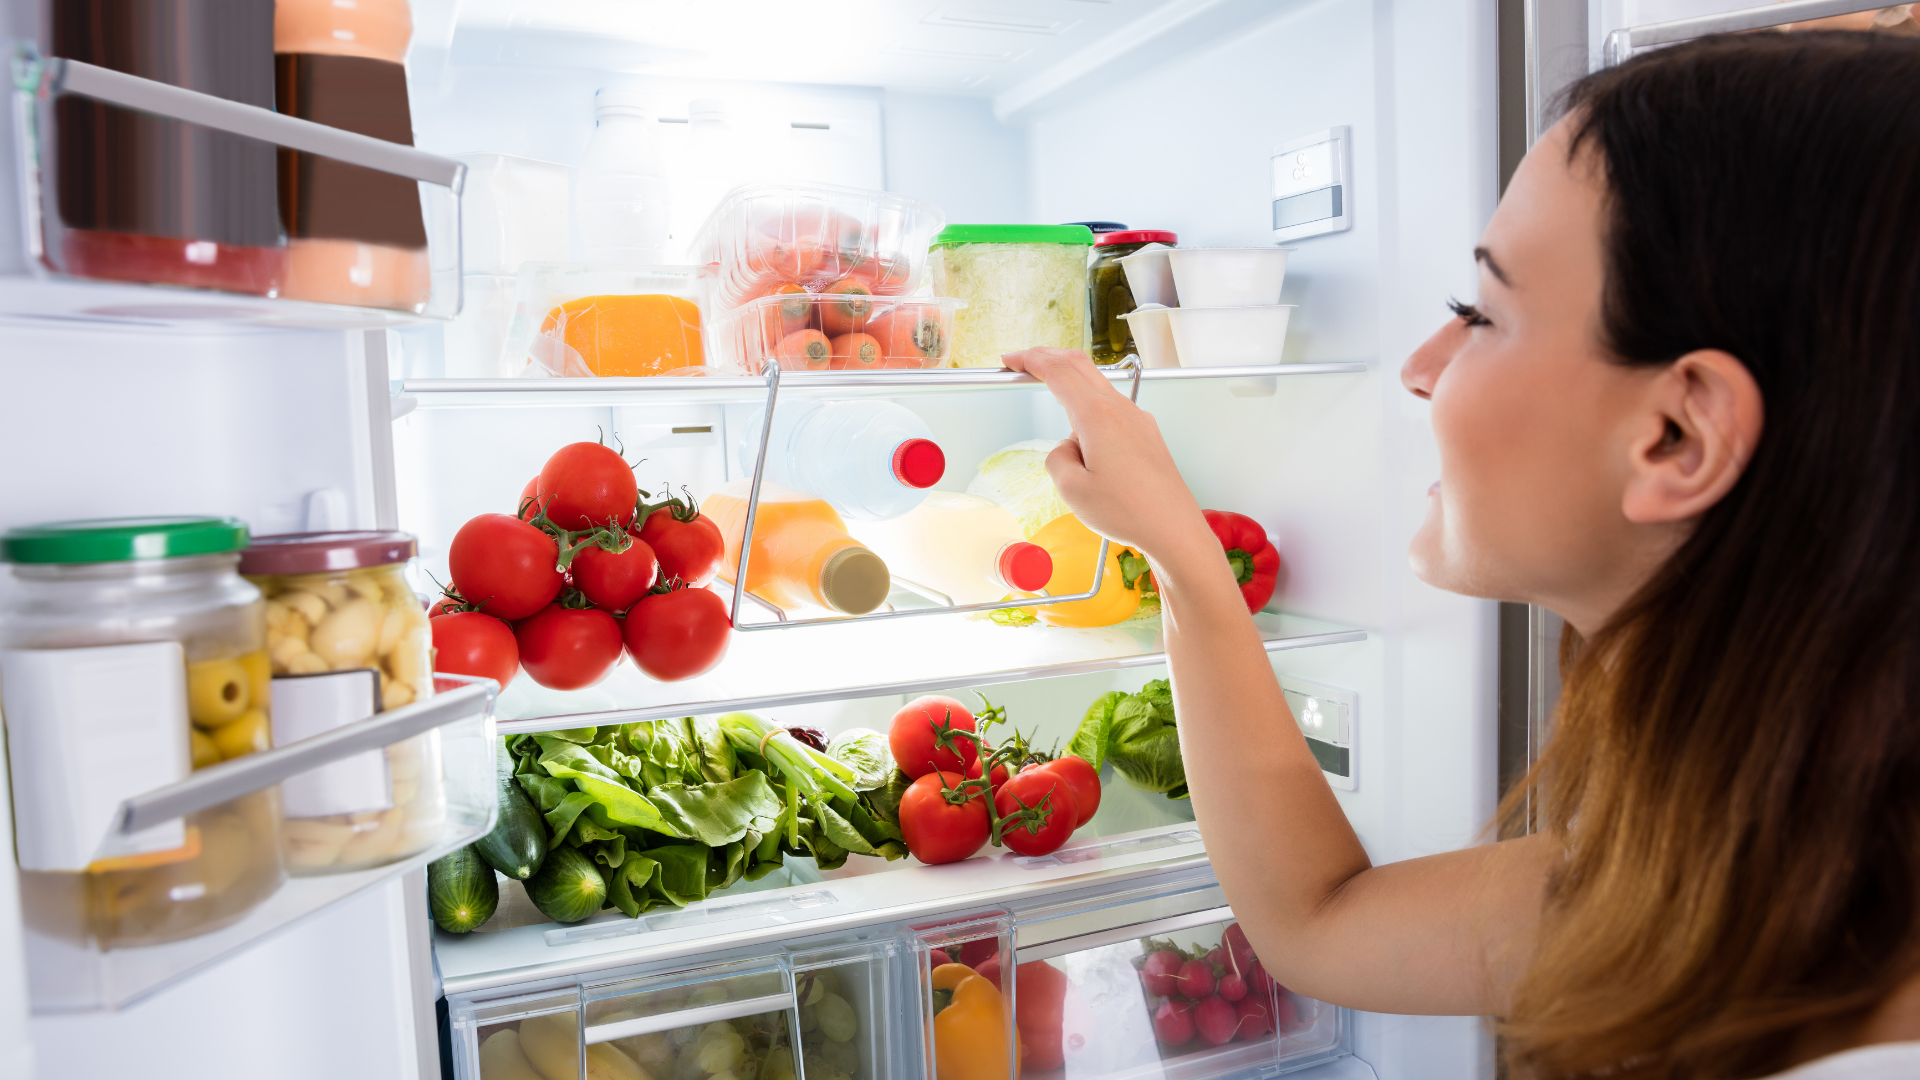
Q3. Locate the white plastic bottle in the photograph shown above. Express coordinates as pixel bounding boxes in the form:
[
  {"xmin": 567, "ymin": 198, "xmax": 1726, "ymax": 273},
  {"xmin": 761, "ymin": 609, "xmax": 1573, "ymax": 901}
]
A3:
[
  {"xmin": 576, "ymin": 90, "xmax": 672, "ymax": 264},
  {"xmin": 733, "ymin": 400, "xmax": 946, "ymax": 520},
  {"xmin": 851, "ymin": 492, "xmax": 1054, "ymax": 605}
]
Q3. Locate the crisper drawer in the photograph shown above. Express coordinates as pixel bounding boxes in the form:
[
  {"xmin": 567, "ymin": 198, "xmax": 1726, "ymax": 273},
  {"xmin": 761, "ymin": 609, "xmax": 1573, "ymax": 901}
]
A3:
[
  {"xmin": 909, "ymin": 878, "xmax": 1348, "ymax": 1080},
  {"xmin": 447, "ymin": 930, "xmax": 901, "ymax": 1080}
]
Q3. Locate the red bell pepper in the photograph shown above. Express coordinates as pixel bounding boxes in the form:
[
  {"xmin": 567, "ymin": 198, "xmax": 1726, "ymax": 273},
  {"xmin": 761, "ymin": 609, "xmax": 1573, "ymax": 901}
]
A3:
[{"xmin": 1203, "ymin": 510, "xmax": 1281, "ymax": 612}]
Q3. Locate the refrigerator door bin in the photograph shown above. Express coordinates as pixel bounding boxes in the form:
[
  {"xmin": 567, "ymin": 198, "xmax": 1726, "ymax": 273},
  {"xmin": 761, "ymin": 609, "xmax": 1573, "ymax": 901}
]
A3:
[
  {"xmin": 21, "ymin": 674, "xmax": 498, "ymax": 1012},
  {"xmin": 8, "ymin": 47, "xmax": 464, "ymax": 328}
]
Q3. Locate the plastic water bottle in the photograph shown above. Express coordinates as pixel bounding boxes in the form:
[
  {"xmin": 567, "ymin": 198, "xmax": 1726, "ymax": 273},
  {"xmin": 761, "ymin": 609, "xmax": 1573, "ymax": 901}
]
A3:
[
  {"xmin": 577, "ymin": 90, "xmax": 671, "ymax": 264},
  {"xmin": 733, "ymin": 400, "xmax": 946, "ymax": 520},
  {"xmin": 852, "ymin": 492, "xmax": 1054, "ymax": 605}
]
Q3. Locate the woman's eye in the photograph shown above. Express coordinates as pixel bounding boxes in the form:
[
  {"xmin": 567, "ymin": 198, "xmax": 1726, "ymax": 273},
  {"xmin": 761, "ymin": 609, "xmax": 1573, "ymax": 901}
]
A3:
[{"xmin": 1447, "ymin": 298, "xmax": 1491, "ymax": 328}]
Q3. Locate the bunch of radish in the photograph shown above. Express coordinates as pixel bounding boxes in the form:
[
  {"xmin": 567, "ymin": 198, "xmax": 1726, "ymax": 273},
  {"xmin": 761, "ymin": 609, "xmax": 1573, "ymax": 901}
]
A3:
[{"xmin": 1140, "ymin": 923, "xmax": 1298, "ymax": 1051}]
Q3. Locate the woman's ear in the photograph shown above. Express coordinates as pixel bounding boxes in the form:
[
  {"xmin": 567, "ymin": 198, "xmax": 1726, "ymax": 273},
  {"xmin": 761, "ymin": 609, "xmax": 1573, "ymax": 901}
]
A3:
[{"xmin": 1620, "ymin": 349, "xmax": 1764, "ymax": 525}]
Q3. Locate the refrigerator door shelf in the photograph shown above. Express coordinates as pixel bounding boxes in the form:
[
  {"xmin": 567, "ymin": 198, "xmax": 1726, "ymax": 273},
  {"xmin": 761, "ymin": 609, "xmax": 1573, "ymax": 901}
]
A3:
[
  {"xmin": 8, "ymin": 50, "xmax": 465, "ymax": 326},
  {"xmin": 398, "ymin": 361, "xmax": 1372, "ymax": 408},
  {"xmin": 22, "ymin": 675, "xmax": 498, "ymax": 1013}
]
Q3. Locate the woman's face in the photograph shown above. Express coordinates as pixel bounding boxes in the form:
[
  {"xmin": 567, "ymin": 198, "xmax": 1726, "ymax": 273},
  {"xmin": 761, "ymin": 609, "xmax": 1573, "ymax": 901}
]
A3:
[{"xmin": 1402, "ymin": 120, "xmax": 1687, "ymax": 632}]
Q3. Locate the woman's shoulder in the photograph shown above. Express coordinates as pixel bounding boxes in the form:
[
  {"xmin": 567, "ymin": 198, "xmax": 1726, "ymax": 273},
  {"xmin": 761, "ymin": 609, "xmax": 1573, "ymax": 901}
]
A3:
[{"xmin": 1760, "ymin": 1041, "xmax": 1920, "ymax": 1078}]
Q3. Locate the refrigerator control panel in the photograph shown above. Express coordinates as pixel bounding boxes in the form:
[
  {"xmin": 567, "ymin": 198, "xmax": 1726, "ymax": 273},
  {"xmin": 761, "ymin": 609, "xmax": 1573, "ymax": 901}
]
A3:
[
  {"xmin": 1272, "ymin": 126, "xmax": 1352, "ymax": 242},
  {"xmin": 1281, "ymin": 676, "xmax": 1357, "ymax": 790}
]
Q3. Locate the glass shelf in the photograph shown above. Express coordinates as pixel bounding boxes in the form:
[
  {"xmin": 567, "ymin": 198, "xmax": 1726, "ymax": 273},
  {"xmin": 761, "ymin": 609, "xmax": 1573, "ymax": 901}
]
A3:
[
  {"xmin": 397, "ymin": 361, "xmax": 1371, "ymax": 409},
  {"xmin": 0, "ymin": 276, "xmax": 451, "ymax": 331},
  {"xmin": 493, "ymin": 611, "xmax": 1365, "ymax": 737}
]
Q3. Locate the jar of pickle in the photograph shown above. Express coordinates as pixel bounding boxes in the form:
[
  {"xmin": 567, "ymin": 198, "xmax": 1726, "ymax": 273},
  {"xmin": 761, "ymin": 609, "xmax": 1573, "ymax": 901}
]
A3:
[
  {"xmin": 0, "ymin": 517, "xmax": 284, "ymax": 947},
  {"xmin": 239, "ymin": 532, "xmax": 446, "ymax": 874},
  {"xmin": 1088, "ymin": 229, "xmax": 1176, "ymax": 364}
]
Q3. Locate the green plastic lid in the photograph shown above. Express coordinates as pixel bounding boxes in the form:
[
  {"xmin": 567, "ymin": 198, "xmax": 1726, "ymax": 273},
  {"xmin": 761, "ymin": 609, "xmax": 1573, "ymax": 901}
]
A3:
[
  {"xmin": 932, "ymin": 224, "xmax": 1094, "ymax": 247},
  {"xmin": 2, "ymin": 517, "xmax": 251, "ymax": 564}
]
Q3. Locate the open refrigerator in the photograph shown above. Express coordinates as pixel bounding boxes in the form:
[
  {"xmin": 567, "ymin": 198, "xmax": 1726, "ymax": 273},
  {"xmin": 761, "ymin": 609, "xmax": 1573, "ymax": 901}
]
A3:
[{"xmin": 0, "ymin": 0, "xmax": 1604, "ymax": 1077}]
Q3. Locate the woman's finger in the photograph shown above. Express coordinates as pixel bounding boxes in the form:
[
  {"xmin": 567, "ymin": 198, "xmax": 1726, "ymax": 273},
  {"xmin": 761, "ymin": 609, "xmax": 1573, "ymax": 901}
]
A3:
[{"xmin": 1002, "ymin": 348, "xmax": 1132, "ymax": 457}]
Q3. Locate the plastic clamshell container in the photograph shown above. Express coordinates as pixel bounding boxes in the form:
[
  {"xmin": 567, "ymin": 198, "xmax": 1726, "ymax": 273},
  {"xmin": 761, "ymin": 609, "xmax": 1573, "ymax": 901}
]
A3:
[
  {"xmin": 691, "ymin": 181, "xmax": 946, "ymax": 312},
  {"xmin": 1165, "ymin": 305, "xmax": 1295, "ymax": 367},
  {"xmin": 713, "ymin": 293, "xmax": 964, "ymax": 374},
  {"xmin": 1005, "ymin": 876, "xmax": 1349, "ymax": 1079},
  {"xmin": 10, "ymin": 47, "xmax": 464, "ymax": 325},
  {"xmin": 446, "ymin": 931, "xmax": 902, "ymax": 1080},
  {"xmin": 497, "ymin": 263, "xmax": 714, "ymax": 379},
  {"xmin": 1117, "ymin": 244, "xmax": 1179, "ymax": 308},
  {"xmin": 1165, "ymin": 247, "xmax": 1294, "ymax": 308},
  {"xmin": 1120, "ymin": 304, "xmax": 1180, "ymax": 368},
  {"xmin": 21, "ymin": 674, "xmax": 497, "ymax": 1012}
]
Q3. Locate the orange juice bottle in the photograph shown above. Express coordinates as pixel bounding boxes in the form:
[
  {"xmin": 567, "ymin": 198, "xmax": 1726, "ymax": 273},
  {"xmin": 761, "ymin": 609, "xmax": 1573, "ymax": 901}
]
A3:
[{"xmin": 704, "ymin": 480, "xmax": 892, "ymax": 615}]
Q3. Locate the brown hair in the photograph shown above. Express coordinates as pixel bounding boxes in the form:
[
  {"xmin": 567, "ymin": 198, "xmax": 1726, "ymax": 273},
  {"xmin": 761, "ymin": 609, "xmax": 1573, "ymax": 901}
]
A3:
[{"xmin": 1498, "ymin": 31, "xmax": 1920, "ymax": 1080}]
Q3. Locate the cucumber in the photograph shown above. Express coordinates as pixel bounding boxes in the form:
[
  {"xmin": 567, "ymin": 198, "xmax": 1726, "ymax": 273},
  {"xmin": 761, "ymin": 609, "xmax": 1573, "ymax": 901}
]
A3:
[
  {"xmin": 427, "ymin": 845, "xmax": 498, "ymax": 933},
  {"xmin": 475, "ymin": 747, "xmax": 548, "ymax": 879},
  {"xmin": 525, "ymin": 845, "xmax": 607, "ymax": 924}
]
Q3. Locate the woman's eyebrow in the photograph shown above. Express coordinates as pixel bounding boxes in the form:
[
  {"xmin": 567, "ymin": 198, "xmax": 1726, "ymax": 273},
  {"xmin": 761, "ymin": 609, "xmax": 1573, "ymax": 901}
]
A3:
[{"xmin": 1474, "ymin": 246, "xmax": 1511, "ymax": 286}]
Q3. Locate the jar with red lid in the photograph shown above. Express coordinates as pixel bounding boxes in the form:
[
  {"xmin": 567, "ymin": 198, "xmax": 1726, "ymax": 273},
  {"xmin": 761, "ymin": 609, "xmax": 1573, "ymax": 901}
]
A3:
[
  {"xmin": 1089, "ymin": 229, "xmax": 1177, "ymax": 364},
  {"xmin": 240, "ymin": 532, "xmax": 447, "ymax": 875}
]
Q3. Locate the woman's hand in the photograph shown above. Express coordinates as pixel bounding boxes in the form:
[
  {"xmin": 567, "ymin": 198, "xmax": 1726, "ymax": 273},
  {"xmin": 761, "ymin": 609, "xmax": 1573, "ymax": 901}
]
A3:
[{"xmin": 1000, "ymin": 347, "xmax": 1211, "ymax": 559}]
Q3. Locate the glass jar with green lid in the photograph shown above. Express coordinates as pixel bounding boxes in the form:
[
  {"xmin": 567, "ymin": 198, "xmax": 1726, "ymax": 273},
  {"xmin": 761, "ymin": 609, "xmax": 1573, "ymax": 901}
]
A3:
[
  {"xmin": 1088, "ymin": 230, "xmax": 1177, "ymax": 364},
  {"xmin": 0, "ymin": 517, "xmax": 285, "ymax": 947},
  {"xmin": 929, "ymin": 223, "xmax": 1093, "ymax": 368}
]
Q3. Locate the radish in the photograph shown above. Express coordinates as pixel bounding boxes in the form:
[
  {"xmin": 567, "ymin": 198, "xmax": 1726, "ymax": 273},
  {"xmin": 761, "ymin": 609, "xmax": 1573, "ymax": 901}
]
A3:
[
  {"xmin": 1194, "ymin": 995, "xmax": 1239, "ymax": 1046},
  {"xmin": 1152, "ymin": 998, "xmax": 1195, "ymax": 1045},
  {"xmin": 1141, "ymin": 949, "xmax": 1185, "ymax": 997},
  {"xmin": 1217, "ymin": 970, "xmax": 1249, "ymax": 1002},
  {"xmin": 1233, "ymin": 994, "xmax": 1274, "ymax": 1038},
  {"xmin": 1176, "ymin": 958, "xmax": 1216, "ymax": 1000}
]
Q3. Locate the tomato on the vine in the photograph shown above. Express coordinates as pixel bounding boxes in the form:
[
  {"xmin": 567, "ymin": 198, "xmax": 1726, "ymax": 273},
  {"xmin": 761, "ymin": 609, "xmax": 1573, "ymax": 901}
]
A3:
[
  {"xmin": 623, "ymin": 583, "xmax": 731, "ymax": 681},
  {"xmin": 1025, "ymin": 755, "xmax": 1101, "ymax": 828},
  {"xmin": 514, "ymin": 599, "xmax": 624, "ymax": 690},
  {"xmin": 899, "ymin": 770, "xmax": 990, "ymax": 864},
  {"xmin": 994, "ymin": 767, "xmax": 1078, "ymax": 857},
  {"xmin": 448, "ymin": 513, "xmax": 564, "ymax": 621},
  {"xmin": 966, "ymin": 751, "xmax": 1009, "ymax": 796},
  {"xmin": 430, "ymin": 611, "xmax": 519, "ymax": 688},
  {"xmin": 428, "ymin": 594, "xmax": 462, "ymax": 619},
  {"xmin": 538, "ymin": 441, "xmax": 638, "ymax": 530},
  {"xmin": 889, "ymin": 695, "xmax": 980, "ymax": 779},
  {"xmin": 517, "ymin": 476, "xmax": 541, "ymax": 520},
  {"xmin": 572, "ymin": 534, "xmax": 658, "ymax": 614},
  {"xmin": 638, "ymin": 500, "xmax": 726, "ymax": 587}
]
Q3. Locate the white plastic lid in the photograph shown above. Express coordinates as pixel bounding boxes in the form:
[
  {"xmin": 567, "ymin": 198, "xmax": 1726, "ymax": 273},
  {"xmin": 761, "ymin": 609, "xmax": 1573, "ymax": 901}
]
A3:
[{"xmin": 595, "ymin": 90, "xmax": 650, "ymax": 119}]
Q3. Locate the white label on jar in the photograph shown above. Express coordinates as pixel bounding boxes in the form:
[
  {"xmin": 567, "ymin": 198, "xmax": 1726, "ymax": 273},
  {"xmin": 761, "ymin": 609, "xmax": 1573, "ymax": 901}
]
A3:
[
  {"xmin": 1, "ymin": 644, "xmax": 191, "ymax": 872},
  {"xmin": 271, "ymin": 670, "xmax": 393, "ymax": 818}
]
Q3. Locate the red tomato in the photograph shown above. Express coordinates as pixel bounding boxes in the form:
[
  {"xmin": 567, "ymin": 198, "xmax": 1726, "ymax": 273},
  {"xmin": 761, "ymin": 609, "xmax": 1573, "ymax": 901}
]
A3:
[
  {"xmin": 428, "ymin": 594, "xmax": 462, "ymax": 619},
  {"xmin": 639, "ymin": 504, "xmax": 726, "ymax": 588},
  {"xmin": 898, "ymin": 770, "xmax": 990, "ymax": 864},
  {"xmin": 517, "ymin": 476, "xmax": 541, "ymax": 520},
  {"xmin": 623, "ymin": 585, "xmax": 731, "ymax": 681},
  {"xmin": 993, "ymin": 768, "xmax": 1077, "ymax": 857},
  {"xmin": 889, "ymin": 695, "xmax": 980, "ymax": 779},
  {"xmin": 430, "ymin": 611, "xmax": 518, "ymax": 688},
  {"xmin": 965, "ymin": 754, "xmax": 1008, "ymax": 796},
  {"xmin": 448, "ymin": 513, "xmax": 565, "ymax": 621},
  {"xmin": 572, "ymin": 537, "xmax": 658, "ymax": 614},
  {"xmin": 514, "ymin": 603, "xmax": 623, "ymax": 691},
  {"xmin": 538, "ymin": 442, "xmax": 638, "ymax": 530},
  {"xmin": 1026, "ymin": 755, "xmax": 1101, "ymax": 828}
]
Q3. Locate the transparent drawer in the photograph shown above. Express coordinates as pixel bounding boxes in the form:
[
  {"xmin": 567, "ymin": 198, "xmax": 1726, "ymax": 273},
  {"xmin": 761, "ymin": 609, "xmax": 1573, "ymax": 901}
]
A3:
[
  {"xmin": 691, "ymin": 181, "xmax": 945, "ymax": 313},
  {"xmin": 9, "ymin": 47, "xmax": 463, "ymax": 326},
  {"xmin": 910, "ymin": 910, "xmax": 1022, "ymax": 1080},
  {"xmin": 448, "ymin": 931, "xmax": 900, "ymax": 1080},
  {"xmin": 21, "ymin": 674, "xmax": 497, "ymax": 1012}
]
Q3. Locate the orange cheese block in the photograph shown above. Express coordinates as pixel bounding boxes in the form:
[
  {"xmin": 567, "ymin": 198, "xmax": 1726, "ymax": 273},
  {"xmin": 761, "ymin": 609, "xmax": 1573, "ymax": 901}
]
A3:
[{"xmin": 538, "ymin": 294, "xmax": 705, "ymax": 377}]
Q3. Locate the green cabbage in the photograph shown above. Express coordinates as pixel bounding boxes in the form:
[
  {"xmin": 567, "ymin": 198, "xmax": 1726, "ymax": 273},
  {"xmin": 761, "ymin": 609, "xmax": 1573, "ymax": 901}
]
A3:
[
  {"xmin": 1070, "ymin": 679, "xmax": 1189, "ymax": 800},
  {"xmin": 826, "ymin": 727, "xmax": 895, "ymax": 791},
  {"xmin": 969, "ymin": 439, "xmax": 1073, "ymax": 538}
]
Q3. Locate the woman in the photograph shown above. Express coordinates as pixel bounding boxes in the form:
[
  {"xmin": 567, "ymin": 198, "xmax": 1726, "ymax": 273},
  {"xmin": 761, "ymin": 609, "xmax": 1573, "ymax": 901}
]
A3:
[{"xmin": 1006, "ymin": 31, "xmax": 1920, "ymax": 1080}]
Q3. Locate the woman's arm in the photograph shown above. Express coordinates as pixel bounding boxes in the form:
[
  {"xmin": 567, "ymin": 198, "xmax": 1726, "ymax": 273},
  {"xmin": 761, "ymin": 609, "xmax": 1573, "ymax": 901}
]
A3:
[{"xmin": 1002, "ymin": 347, "xmax": 1556, "ymax": 1015}]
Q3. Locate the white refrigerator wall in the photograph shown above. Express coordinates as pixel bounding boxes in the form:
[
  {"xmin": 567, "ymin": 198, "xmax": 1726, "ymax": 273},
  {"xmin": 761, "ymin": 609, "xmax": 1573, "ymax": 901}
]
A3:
[{"xmin": 1021, "ymin": 0, "xmax": 1500, "ymax": 1074}]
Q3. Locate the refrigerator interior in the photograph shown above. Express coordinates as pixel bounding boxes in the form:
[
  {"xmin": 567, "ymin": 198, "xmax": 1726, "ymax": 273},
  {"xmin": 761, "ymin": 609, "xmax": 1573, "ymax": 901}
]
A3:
[{"xmin": 0, "ymin": 0, "xmax": 1499, "ymax": 1077}]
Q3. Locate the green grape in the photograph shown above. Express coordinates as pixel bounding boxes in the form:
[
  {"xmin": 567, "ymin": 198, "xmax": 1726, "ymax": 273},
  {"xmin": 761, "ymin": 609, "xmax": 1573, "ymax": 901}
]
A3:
[
  {"xmin": 689, "ymin": 985, "xmax": 730, "ymax": 1009},
  {"xmin": 811, "ymin": 968, "xmax": 842, "ymax": 998},
  {"xmin": 762, "ymin": 1051, "xmax": 797, "ymax": 1080},
  {"xmin": 671, "ymin": 1022, "xmax": 704, "ymax": 1049},
  {"xmin": 695, "ymin": 1031, "xmax": 747, "ymax": 1074},
  {"xmin": 820, "ymin": 1036, "xmax": 860, "ymax": 1076},
  {"xmin": 796, "ymin": 1003, "xmax": 819, "ymax": 1034},
  {"xmin": 817, "ymin": 994, "xmax": 858, "ymax": 1044},
  {"xmin": 798, "ymin": 974, "xmax": 826, "ymax": 1007}
]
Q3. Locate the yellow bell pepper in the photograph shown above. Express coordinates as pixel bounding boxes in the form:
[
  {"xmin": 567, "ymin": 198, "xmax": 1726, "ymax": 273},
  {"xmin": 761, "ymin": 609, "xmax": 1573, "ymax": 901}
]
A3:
[
  {"xmin": 932, "ymin": 966, "xmax": 1022, "ymax": 1080},
  {"xmin": 1030, "ymin": 514, "xmax": 1139, "ymax": 628}
]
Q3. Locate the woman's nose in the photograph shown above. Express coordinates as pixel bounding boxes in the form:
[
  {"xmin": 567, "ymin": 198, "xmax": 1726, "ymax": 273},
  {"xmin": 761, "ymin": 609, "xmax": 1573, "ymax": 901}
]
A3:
[{"xmin": 1402, "ymin": 319, "xmax": 1465, "ymax": 400}]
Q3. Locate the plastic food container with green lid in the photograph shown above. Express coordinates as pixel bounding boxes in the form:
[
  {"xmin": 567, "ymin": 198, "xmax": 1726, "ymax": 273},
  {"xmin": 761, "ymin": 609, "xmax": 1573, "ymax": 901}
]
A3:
[
  {"xmin": 0, "ymin": 516, "xmax": 285, "ymax": 947},
  {"xmin": 929, "ymin": 223, "xmax": 1093, "ymax": 368}
]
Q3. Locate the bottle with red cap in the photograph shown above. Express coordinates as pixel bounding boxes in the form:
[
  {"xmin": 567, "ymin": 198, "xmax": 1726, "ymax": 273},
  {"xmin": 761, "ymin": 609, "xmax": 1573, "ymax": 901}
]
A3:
[
  {"xmin": 1090, "ymin": 228, "xmax": 1178, "ymax": 364},
  {"xmin": 733, "ymin": 400, "xmax": 947, "ymax": 520},
  {"xmin": 851, "ymin": 492, "xmax": 1054, "ymax": 606}
]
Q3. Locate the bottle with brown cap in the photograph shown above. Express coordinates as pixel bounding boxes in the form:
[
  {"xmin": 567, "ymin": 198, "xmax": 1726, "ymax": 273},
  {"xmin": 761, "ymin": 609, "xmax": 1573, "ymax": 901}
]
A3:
[{"xmin": 705, "ymin": 481, "xmax": 893, "ymax": 616}]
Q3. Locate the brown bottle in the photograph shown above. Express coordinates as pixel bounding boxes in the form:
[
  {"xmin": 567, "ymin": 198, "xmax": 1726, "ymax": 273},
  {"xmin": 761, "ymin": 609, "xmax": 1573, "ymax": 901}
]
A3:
[
  {"xmin": 274, "ymin": 0, "xmax": 430, "ymax": 311},
  {"xmin": 49, "ymin": 0, "xmax": 287, "ymax": 296}
]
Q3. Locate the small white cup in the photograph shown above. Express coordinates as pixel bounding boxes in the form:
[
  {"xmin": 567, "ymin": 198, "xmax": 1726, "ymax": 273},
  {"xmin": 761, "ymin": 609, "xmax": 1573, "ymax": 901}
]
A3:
[
  {"xmin": 1167, "ymin": 247, "xmax": 1294, "ymax": 307},
  {"xmin": 1119, "ymin": 304, "xmax": 1179, "ymax": 368}
]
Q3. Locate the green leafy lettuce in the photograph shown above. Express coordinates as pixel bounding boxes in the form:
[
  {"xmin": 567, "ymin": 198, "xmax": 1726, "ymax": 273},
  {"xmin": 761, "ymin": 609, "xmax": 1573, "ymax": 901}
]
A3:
[{"xmin": 1068, "ymin": 679, "xmax": 1189, "ymax": 800}]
